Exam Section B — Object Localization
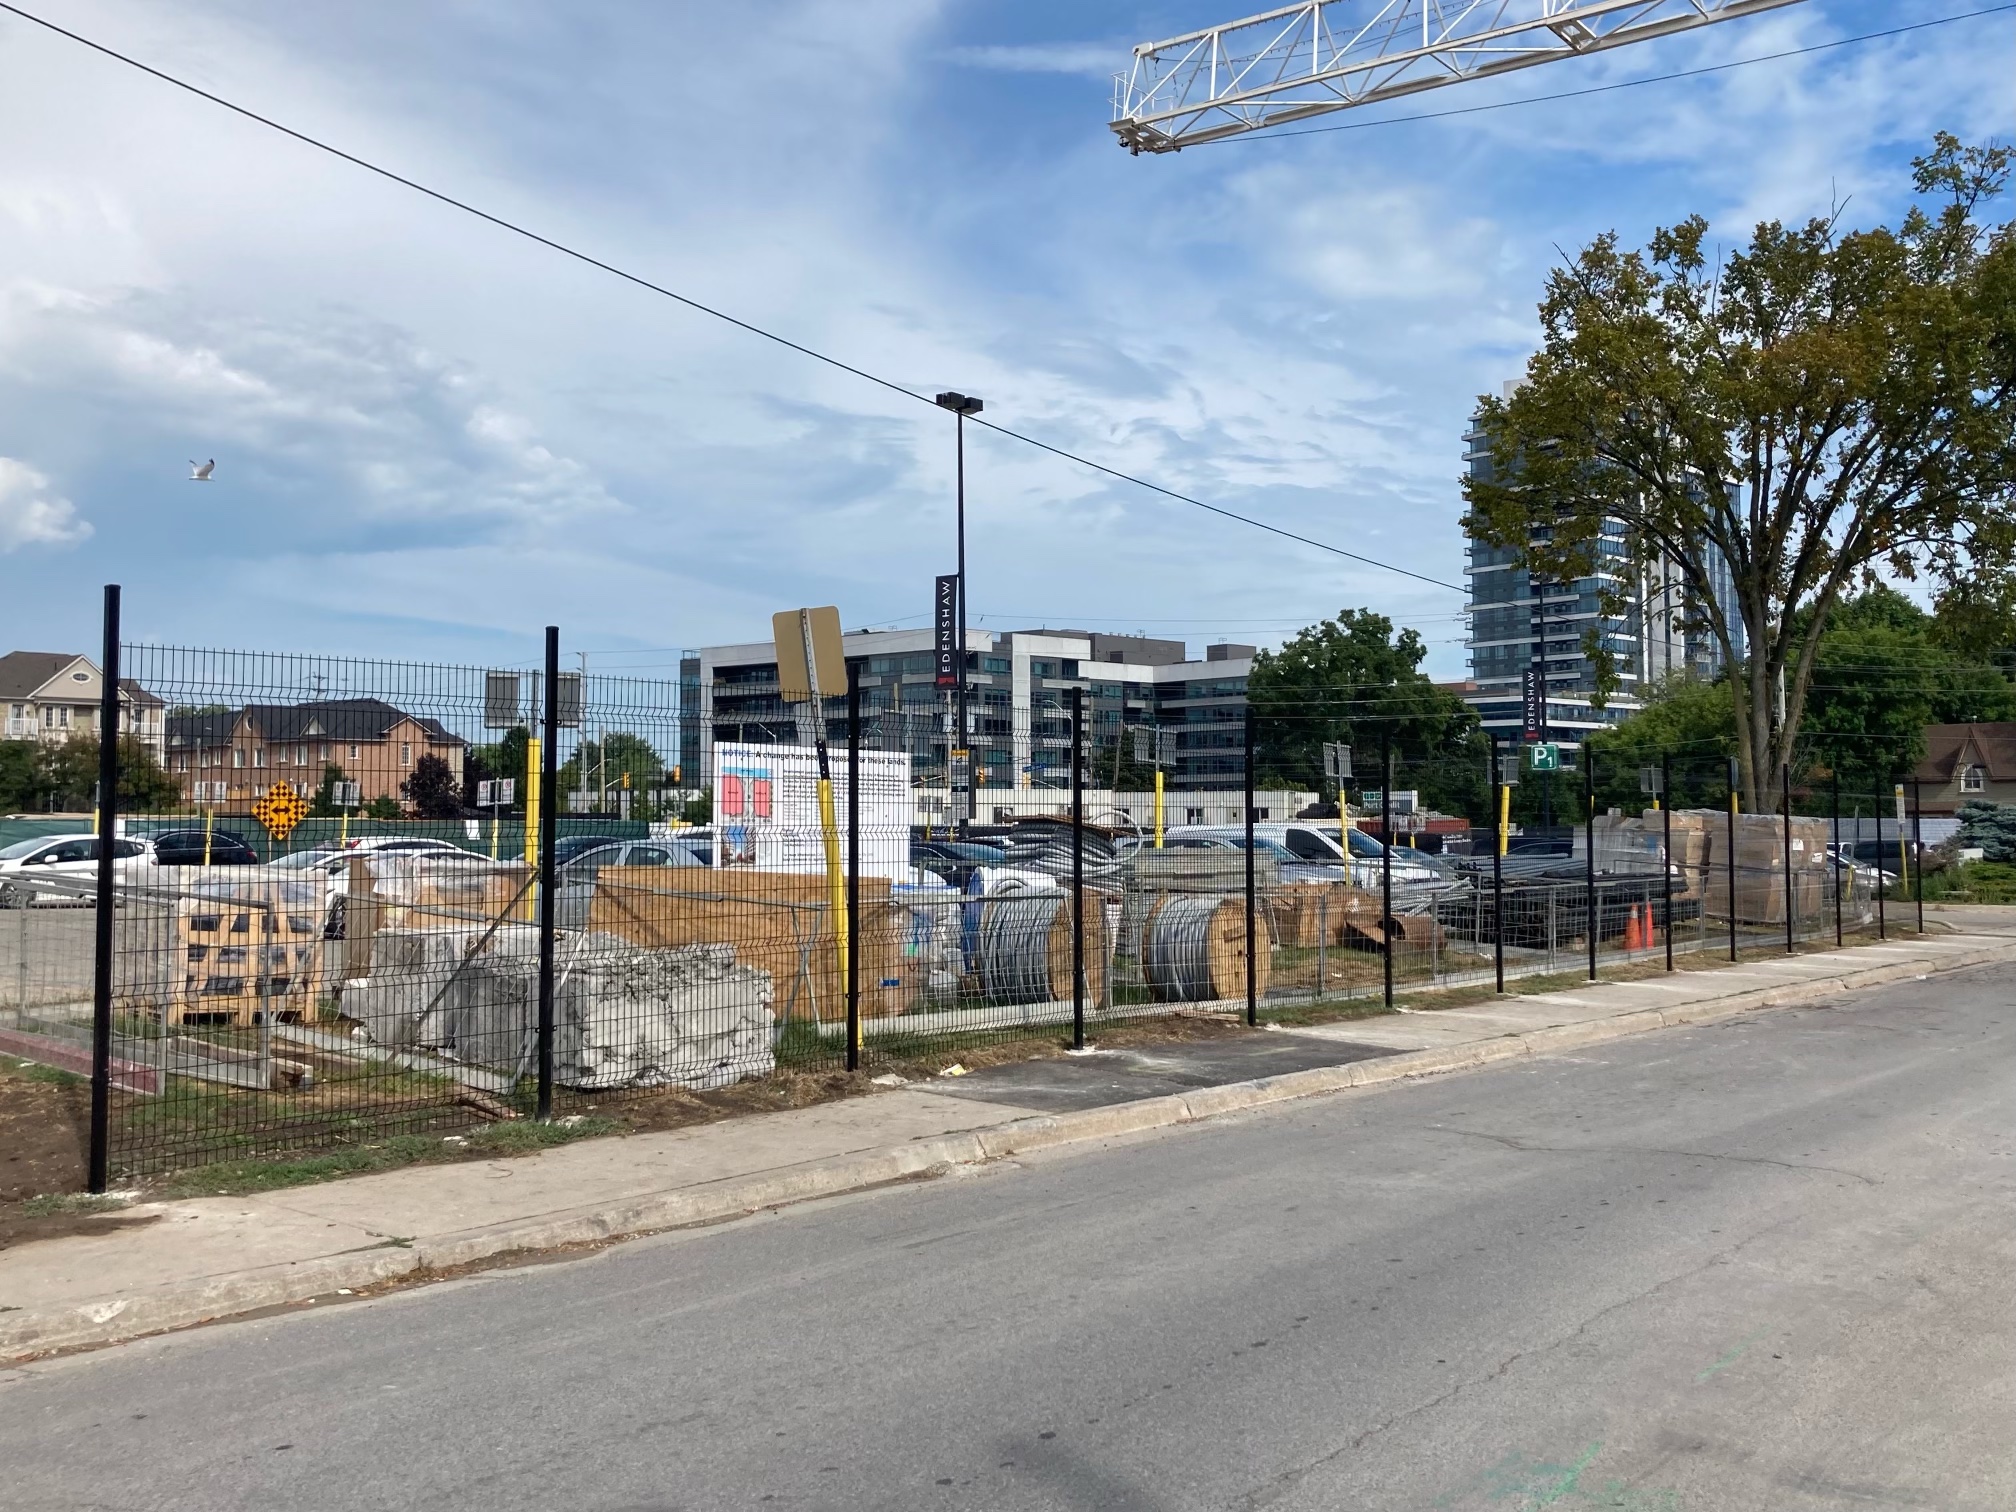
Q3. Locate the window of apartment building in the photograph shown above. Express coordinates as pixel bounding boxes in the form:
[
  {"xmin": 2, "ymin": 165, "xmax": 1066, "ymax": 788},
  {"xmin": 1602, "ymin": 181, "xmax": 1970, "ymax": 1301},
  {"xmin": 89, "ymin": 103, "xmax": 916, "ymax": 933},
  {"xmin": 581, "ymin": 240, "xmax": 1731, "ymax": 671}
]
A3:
[
  {"xmin": 318, "ymin": 743, "xmax": 330, "ymax": 763},
  {"xmin": 400, "ymin": 742, "xmax": 411, "ymax": 767},
  {"xmin": 253, "ymin": 746, "xmax": 265, "ymax": 768},
  {"xmin": 232, "ymin": 748, "xmax": 245, "ymax": 769},
  {"xmin": 1030, "ymin": 660, "xmax": 1056, "ymax": 678},
  {"xmin": 1185, "ymin": 808, "xmax": 1205, "ymax": 824},
  {"xmin": 348, "ymin": 744, "xmax": 360, "ymax": 760},
  {"xmin": 294, "ymin": 745, "xmax": 307, "ymax": 766},
  {"xmin": 982, "ymin": 657, "xmax": 1010, "ymax": 675},
  {"xmin": 1060, "ymin": 660, "xmax": 1079, "ymax": 678},
  {"xmin": 174, "ymin": 755, "xmax": 188, "ymax": 772},
  {"xmin": 1963, "ymin": 764, "xmax": 1986, "ymax": 792}
]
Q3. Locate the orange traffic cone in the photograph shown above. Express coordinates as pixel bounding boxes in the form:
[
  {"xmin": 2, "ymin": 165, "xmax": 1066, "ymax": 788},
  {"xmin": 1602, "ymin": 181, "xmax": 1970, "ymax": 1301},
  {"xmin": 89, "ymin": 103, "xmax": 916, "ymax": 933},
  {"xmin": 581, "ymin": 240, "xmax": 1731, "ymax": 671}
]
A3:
[
  {"xmin": 1643, "ymin": 902, "xmax": 1658, "ymax": 949},
  {"xmin": 1624, "ymin": 906, "xmax": 1643, "ymax": 952}
]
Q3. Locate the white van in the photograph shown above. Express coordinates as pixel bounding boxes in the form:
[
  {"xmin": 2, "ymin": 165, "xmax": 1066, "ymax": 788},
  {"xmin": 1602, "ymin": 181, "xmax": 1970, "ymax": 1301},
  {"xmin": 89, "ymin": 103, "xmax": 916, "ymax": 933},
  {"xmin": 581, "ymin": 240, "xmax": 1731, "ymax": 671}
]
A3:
[{"xmin": 1162, "ymin": 822, "xmax": 1442, "ymax": 887}]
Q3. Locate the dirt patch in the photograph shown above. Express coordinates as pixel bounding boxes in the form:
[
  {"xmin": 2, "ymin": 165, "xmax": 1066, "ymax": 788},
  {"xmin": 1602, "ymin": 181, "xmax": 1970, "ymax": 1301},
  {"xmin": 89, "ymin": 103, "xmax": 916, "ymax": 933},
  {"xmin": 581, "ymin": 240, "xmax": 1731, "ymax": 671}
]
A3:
[
  {"xmin": 1, "ymin": 1059, "xmax": 89, "ymax": 1203},
  {"xmin": 0, "ymin": 1058, "xmax": 167, "ymax": 1250}
]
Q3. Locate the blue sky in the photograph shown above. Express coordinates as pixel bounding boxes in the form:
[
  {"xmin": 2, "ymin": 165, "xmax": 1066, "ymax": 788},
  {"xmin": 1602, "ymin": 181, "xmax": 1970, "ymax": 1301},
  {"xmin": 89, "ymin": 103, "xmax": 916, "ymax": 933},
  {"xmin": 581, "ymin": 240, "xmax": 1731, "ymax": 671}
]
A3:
[{"xmin": 0, "ymin": 0, "xmax": 2010, "ymax": 681}]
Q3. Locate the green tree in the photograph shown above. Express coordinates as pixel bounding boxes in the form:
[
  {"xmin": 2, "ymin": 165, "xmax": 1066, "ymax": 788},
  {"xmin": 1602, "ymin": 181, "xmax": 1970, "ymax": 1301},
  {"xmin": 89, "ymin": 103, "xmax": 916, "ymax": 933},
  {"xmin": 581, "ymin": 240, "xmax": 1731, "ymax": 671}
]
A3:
[
  {"xmin": 1585, "ymin": 676, "xmax": 1736, "ymax": 815},
  {"xmin": 1799, "ymin": 586, "xmax": 2016, "ymax": 794},
  {"xmin": 1248, "ymin": 608, "xmax": 1487, "ymax": 820},
  {"xmin": 363, "ymin": 794, "xmax": 402, "ymax": 821},
  {"xmin": 1465, "ymin": 135, "xmax": 2016, "ymax": 812},
  {"xmin": 470, "ymin": 727, "xmax": 529, "ymax": 816},
  {"xmin": 557, "ymin": 731, "xmax": 664, "ymax": 809},
  {"xmin": 1584, "ymin": 586, "xmax": 2016, "ymax": 811},
  {"xmin": 402, "ymin": 754, "xmax": 463, "ymax": 819},
  {"xmin": 0, "ymin": 741, "xmax": 34, "ymax": 812},
  {"xmin": 307, "ymin": 762, "xmax": 347, "ymax": 818}
]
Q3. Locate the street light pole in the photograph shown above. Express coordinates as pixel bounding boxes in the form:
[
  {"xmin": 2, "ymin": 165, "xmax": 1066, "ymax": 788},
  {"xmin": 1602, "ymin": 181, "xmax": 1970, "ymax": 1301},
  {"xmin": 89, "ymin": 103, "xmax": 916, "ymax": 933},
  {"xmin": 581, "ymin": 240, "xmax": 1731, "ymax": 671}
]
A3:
[{"xmin": 935, "ymin": 391, "xmax": 984, "ymax": 836}]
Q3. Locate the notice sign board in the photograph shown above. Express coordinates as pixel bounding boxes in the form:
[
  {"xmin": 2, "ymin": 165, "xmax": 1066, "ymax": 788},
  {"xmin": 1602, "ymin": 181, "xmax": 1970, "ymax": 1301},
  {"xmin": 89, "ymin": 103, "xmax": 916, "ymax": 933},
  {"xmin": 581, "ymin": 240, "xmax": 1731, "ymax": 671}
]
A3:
[
  {"xmin": 934, "ymin": 575, "xmax": 959, "ymax": 688},
  {"xmin": 714, "ymin": 741, "xmax": 912, "ymax": 879}
]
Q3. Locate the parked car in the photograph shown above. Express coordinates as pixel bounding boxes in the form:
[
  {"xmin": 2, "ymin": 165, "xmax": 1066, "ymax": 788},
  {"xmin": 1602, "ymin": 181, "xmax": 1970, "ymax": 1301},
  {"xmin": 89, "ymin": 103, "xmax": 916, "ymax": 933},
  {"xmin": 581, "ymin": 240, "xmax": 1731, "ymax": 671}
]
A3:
[
  {"xmin": 146, "ymin": 829, "xmax": 262, "ymax": 867},
  {"xmin": 0, "ymin": 834, "xmax": 148, "ymax": 906},
  {"xmin": 552, "ymin": 834, "xmax": 638, "ymax": 867},
  {"xmin": 338, "ymin": 836, "xmax": 471, "ymax": 857},
  {"xmin": 556, "ymin": 839, "xmax": 704, "ymax": 928},
  {"xmin": 1159, "ymin": 832, "xmax": 1342, "ymax": 886}
]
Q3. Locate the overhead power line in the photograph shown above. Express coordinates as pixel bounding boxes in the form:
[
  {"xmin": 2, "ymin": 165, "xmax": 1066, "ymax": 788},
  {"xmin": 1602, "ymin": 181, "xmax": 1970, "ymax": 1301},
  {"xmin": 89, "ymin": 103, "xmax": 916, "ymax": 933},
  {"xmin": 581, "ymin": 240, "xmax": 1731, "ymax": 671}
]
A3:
[{"xmin": 0, "ymin": 1, "xmax": 1462, "ymax": 593}]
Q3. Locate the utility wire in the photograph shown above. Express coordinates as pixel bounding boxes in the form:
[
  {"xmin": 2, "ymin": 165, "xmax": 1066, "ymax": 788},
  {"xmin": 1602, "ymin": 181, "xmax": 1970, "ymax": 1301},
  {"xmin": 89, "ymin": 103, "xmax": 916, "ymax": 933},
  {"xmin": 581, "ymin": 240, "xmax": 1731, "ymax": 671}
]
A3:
[
  {"xmin": 0, "ymin": 1, "xmax": 1461, "ymax": 593},
  {"xmin": 1224, "ymin": 4, "xmax": 2016, "ymax": 143}
]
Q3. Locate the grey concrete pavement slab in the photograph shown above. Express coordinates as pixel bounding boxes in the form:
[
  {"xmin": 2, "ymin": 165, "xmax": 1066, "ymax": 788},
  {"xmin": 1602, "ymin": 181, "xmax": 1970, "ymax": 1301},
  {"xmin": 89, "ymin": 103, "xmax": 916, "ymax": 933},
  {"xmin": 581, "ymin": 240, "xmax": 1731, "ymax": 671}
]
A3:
[{"xmin": 915, "ymin": 1034, "xmax": 1402, "ymax": 1113}]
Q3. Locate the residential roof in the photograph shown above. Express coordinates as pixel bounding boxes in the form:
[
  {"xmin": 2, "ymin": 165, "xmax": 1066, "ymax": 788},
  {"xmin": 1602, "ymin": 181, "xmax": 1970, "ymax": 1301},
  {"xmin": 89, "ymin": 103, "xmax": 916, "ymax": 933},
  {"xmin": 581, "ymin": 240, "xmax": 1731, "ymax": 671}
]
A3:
[
  {"xmin": 0, "ymin": 651, "xmax": 87, "ymax": 700},
  {"xmin": 0, "ymin": 653, "xmax": 164, "ymax": 707},
  {"xmin": 166, "ymin": 697, "xmax": 463, "ymax": 749},
  {"xmin": 1914, "ymin": 723, "xmax": 2016, "ymax": 784}
]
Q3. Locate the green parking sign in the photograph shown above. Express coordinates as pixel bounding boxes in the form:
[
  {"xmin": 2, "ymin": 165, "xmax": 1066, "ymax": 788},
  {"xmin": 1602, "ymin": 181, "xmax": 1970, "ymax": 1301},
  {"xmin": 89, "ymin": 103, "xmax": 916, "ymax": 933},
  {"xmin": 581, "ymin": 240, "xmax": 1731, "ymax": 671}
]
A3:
[{"xmin": 1529, "ymin": 743, "xmax": 1560, "ymax": 772}]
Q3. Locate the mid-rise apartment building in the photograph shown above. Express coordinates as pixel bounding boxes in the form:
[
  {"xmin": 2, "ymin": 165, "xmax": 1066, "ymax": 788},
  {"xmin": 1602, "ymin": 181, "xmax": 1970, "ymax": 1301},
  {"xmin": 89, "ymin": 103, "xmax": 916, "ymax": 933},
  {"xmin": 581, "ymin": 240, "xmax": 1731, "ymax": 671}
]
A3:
[
  {"xmin": 1462, "ymin": 392, "xmax": 1743, "ymax": 743},
  {"xmin": 682, "ymin": 628, "xmax": 1255, "ymax": 792}
]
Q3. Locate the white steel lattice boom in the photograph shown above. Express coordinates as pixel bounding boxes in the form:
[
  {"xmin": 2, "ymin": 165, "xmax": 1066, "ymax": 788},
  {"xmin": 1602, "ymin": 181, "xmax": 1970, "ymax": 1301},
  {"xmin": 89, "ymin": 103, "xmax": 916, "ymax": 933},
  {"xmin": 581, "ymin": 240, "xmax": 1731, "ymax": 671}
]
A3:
[{"xmin": 1112, "ymin": 0, "xmax": 1807, "ymax": 152}]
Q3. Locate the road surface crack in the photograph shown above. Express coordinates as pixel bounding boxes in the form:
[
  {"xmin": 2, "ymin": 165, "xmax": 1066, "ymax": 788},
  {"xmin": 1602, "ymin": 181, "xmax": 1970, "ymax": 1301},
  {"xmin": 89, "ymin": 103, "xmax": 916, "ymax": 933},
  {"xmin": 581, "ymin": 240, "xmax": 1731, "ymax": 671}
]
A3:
[{"xmin": 1422, "ymin": 1125, "xmax": 1878, "ymax": 1185}]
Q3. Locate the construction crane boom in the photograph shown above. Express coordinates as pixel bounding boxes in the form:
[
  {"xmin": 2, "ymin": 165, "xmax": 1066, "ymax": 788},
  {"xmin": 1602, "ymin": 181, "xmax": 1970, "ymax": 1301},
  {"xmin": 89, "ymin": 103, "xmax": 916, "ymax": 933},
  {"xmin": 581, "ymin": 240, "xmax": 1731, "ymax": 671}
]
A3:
[{"xmin": 1112, "ymin": 0, "xmax": 1807, "ymax": 153}]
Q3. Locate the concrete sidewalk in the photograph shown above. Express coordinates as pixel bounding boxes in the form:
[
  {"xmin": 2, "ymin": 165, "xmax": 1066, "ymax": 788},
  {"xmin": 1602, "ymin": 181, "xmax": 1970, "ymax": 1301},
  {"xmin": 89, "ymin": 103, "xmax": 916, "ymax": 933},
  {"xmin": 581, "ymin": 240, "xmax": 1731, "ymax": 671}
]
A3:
[{"xmin": 5, "ymin": 909, "xmax": 2012, "ymax": 1359}]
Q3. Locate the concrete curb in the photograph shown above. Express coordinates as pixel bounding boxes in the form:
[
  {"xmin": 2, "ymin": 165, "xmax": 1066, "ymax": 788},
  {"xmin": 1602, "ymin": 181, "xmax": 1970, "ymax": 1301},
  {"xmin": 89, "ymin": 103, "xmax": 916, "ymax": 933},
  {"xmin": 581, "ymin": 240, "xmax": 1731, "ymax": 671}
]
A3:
[{"xmin": 8, "ymin": 934, "xmax": 2012, "ymax": 1360}]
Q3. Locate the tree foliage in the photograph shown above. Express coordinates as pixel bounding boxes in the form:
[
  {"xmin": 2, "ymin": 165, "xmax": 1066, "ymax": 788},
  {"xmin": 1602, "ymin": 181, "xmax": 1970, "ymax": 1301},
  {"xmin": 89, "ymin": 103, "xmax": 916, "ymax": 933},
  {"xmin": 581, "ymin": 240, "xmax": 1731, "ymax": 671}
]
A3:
[
  {"xmin": 1465, "ymin": 135, "xmax": 2016, "ymax": 811},
  {"xmin": 0, "ymin": 736, "xmax": 179, "ymax": 813},
  {"xmin": 1584, "ymin": 586, "xmax": 2016, "ymax": 810},
  {"xmin": 402, "ymin": 754, "xmax": 463, "ymax": 819},
  {"xmin": 1248, "ymin": 608, "xmax": 1486, "ymax": 818}
]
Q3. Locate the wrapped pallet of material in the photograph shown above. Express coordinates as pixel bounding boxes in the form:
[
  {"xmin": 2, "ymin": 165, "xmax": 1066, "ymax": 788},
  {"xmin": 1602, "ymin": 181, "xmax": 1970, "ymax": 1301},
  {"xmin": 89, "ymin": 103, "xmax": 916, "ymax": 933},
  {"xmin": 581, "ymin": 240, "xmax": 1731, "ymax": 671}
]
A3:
[
  {"xmin": 434, "ymin": 935, "xmax": 777, "ymax": 1090},
  {"xmin": 1701, "ymin": 813, "xmax": 1832, "ymax": 924},
  {"xmin": 339, "ymin": 921, "xmax": 538, "ymax": 1048}
]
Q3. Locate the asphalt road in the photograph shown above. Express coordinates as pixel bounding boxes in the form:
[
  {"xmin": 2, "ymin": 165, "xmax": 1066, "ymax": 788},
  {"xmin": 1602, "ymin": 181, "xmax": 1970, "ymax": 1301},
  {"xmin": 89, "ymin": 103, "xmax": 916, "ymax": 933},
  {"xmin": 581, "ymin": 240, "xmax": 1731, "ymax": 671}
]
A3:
[{"xmin": 5, "ymin": 967, "xmax": 2013, "ymax": 1511}]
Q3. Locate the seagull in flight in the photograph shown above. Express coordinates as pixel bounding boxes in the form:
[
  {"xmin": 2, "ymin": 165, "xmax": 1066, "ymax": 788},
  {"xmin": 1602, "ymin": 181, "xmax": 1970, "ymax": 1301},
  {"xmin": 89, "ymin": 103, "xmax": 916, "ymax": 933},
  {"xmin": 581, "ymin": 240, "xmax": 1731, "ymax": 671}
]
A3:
[{"xmin": 188, "ymin": 459, "xmax": 215, "ymax": 481}]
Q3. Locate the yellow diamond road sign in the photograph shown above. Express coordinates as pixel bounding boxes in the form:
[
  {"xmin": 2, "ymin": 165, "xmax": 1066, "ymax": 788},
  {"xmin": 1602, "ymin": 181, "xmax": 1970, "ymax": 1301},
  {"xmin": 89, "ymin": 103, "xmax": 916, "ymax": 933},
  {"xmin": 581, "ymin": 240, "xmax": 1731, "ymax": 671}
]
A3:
[{"xmin": 252, "ymin": 782, "xmax": 310, "ymax": 841}]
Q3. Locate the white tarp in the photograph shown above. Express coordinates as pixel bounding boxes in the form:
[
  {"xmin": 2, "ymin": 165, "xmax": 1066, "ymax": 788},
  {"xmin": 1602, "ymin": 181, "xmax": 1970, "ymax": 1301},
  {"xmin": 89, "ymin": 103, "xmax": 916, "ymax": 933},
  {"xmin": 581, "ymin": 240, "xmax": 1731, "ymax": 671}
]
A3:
[{"xmin": 713, "ymin": 741, "xmax": 911, "ymax": 879}]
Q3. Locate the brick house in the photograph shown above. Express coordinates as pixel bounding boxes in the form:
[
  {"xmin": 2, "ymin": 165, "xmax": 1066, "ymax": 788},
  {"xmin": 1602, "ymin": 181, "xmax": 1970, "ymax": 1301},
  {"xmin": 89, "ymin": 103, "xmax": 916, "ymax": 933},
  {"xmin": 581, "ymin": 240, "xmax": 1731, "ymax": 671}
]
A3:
[
  {"xmin": 0, "ymin": 650, "xmax": 166, "ymax": 759},
  {"xmin": 165, "ymin": 698, "xmax": 465, "ymax": 813},
  {"xmin": 1912, "ymin": 723, "xmax": 2016, "ymax": 815}
]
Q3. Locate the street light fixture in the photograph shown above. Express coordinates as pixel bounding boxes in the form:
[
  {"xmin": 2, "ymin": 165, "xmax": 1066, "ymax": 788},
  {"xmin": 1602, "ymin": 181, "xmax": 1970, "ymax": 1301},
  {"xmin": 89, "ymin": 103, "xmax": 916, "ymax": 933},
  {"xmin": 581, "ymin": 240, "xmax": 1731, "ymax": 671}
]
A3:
[{"xmin": 935, "ymin": 390, "xmax": 983, "ymax": 833}]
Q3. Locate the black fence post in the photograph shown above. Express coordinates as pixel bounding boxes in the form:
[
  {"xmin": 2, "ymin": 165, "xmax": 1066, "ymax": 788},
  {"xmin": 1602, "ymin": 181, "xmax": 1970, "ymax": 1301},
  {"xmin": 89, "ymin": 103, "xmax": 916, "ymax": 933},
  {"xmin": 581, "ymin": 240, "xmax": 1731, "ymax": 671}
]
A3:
[
  {"xmin": 1661, "ymin": 751, "xmax": 1674, "ymax": 973},
  {"xmin": 846, "ymin": 663, "xmax": 862, "ymax": 1072},
  {"xmin": 1244, "ymin": 703, "xmax": 1258, "ymax": 1027},
  {"xmin": 1782, "ymin": 763, "xmax": 1795, "ymax": 955},
  {"xmin": 1584, "ymin": 745, "xmax": 1596, "ymax": 982},
  {"xmin": 1726, "ymin": 757, "xmax": 1740, "ymax": 962},
  {"xmin": 87, "ymin": 584, "xmax": 121, "ymax": 1195},
  {"xmin": 1831, "ymin": 769, "xmax": 1843, "ymax": 948},
  {"xmin": 1380, "ymin": 726, "xmax": 1393, "ymax": 1010},
  {"xmin": 1911, "ymin": 779, "xmax": 1924, "ymax": 934},
  {"xmin": 1875, "ymin": 782, "xmax": 1887, "ymax": 941},
  {"xmin": 1071, "ymin": 685, "xmax": 1087, "ymax": 1049},
  {"xmin": 535, "ymin": 625, "xmax": 559, "ymax": 1121},
  {"xmin": 1490, "ymin": 734, "xmax": 1504, "ymax": 994}
]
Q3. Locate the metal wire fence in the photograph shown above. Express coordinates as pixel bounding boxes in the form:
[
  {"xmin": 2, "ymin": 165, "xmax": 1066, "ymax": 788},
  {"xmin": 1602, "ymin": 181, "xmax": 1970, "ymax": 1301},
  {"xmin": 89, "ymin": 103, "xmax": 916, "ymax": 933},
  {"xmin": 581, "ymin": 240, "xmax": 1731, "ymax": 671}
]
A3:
[{"xmin": 0, "ymin": 604, "xmax": 1932, "ymax": 1184}]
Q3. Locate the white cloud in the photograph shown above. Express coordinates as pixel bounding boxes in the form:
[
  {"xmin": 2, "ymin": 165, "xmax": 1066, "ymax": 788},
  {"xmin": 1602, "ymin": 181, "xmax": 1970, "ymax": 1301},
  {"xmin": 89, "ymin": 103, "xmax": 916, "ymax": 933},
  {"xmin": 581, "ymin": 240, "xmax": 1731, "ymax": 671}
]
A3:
[
  {"xmin": 946, "ymin": 42, "xmax": 1125, "ymax": 78},
  {"xmin": 0, "ymin": 457, "xmax": 91, "ymax": 551}
]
